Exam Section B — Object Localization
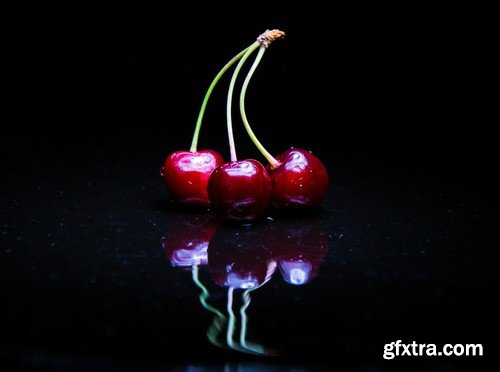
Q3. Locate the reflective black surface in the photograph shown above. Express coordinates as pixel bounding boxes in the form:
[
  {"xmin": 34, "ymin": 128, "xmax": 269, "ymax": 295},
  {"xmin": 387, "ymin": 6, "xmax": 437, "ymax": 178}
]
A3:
[{"xmin": 2, "ymin": 10, "xmax": 497, "ymax": 371}]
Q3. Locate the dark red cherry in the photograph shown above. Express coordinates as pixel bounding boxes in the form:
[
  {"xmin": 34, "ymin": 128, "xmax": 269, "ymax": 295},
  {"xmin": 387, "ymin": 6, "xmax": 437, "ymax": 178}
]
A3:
[
  {"xmin": 266, "ymin": 216, "xmax": 329, "ymax": 285},
  {"xmin": 208, "ymin": 225, "xmax": 276, "ymax": 289},
  {"xmin": 207, "ymin": 160, "xmax": 271, "ymax": 222},
  {"xmin": 162, "ymin": 214, "xmax": 219, "ymax": 268},
  {"xmin": 161, "ymin": 150, "xmax": 224, "ymax": 207},
  {"xmin": 267, "ymin": 148, "xmax": 328, "ymax": 209}
]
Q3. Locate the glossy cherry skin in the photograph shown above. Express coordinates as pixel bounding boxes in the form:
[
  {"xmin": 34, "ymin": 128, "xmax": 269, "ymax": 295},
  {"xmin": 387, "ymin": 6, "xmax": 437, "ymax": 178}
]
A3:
[
  {"xmin": 162, "ymin": 213, "xmax": 219, "ymax": 268},
  {"xmin": 161, "ymin": 150, "xmax": 224, "ymax": 207},
  {"xmin": 208, "ymin": 225, "xmax": 276, "ymax": 289},
  {"xmin": 267, "ymin": 148, "xmax": 328, "ymax": 209},
  {"xmin": 207, "ymin": 160, "xmax": 271, "ymax": 222}
]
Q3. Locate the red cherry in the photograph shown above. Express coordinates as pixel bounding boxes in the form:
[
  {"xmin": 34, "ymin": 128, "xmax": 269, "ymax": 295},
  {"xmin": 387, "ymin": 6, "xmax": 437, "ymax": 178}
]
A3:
[
  {"xmin": 161, "ymin": 150, "xmax": 224, "ymax": 207},
  {"xmin": 207, "ymin": 159, "xmax": 271, "ymax": 222},
  {"xmin": 208, "ymin": 225, "xmax": 276, "ymax": 289},
  {"xmin": 267, "ymin": 148, "xmax": 328, "ymax": 209},
  {"xmin": 162, "ymin": 214, "xmax": 219, "ymax": 268}
]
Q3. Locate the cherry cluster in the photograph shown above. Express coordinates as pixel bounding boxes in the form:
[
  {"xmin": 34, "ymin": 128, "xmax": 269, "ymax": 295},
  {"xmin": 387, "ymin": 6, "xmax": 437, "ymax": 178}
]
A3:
[{"xmin": 162, "ymin": 29, "xmax": 328, "ymax": 222}]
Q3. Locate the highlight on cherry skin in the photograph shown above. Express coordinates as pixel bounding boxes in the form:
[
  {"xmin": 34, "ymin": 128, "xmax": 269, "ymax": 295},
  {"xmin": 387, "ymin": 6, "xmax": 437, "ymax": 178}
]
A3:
[
  {"xmin": 267, "ymin": 148, "xmax": 329, "ymax": 209},
  {"xmin": 207, "ymin": 159, "xmax": 271, "ymax": 222},
  {"xmin": 161, "ymin": 150, "xmax": 224, "ymax": 207}
]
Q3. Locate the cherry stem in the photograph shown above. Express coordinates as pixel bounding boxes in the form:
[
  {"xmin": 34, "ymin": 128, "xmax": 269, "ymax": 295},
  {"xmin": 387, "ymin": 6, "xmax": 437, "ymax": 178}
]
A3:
[
  {"xmin": 239, "ymin": 46, "xmax": 281, "ymax": 168},
  {"xmin": 189, "ymin": 46, "xmax": 252, "ymax": 152},
  {"xmin": 226, "ymin": 41, "xmax": 261, "ymax": 161},
  {"xmin": 226, "ymin": 286, "xmax": 236, "ymax": 347},
  {"xmin": 239, "ymin": 288, "xmax": 265, "ymax": 354},
  {"xmin": 191, "ymin": 265, "xmax": 226, "ymax": 348},
  {"xmin": 191, "ymin": 265, "xmax": 225, "ymax": 318}
]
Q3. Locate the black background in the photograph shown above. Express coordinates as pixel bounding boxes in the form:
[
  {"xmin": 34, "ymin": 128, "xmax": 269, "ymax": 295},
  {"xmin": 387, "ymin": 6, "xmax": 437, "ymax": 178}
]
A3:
[
  {"xmin": 2, "ymin": 7, "xmax": 497, "ymax": 371},
  {"xmin": 8, "ymin": 8, "xmax": 495, "ymax": 173}
]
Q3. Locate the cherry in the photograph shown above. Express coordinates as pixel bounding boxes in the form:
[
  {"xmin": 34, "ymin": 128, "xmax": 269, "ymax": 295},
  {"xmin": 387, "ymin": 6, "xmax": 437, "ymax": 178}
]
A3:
[
  {"xmin": 267, "ymin": 148, "xmax": 328, "ymax": 209},
  {"xmin": 208, "ymin": 225, "xmax": 276, "ymax": 289},
  {"xmin": 207, "ymin": 160, "xmax": 271, "ymax": 222},
  {"xmin": 161, "ymin": 44, "xmax": 251, "ymax": 207},
  {"xmin": 162, "ymin": 213, "xmax": 219, "ymax": 268},
  {"xmin": 161, "ymin": 150, "xmax": 223, "ymax": 207},
  {"xmin": 237, "ymin": 34, "xmax": 329, "ymax": 210},
  {"xmin": 205, "ymin": 32, "xmax": 283, "ymax": 222}
]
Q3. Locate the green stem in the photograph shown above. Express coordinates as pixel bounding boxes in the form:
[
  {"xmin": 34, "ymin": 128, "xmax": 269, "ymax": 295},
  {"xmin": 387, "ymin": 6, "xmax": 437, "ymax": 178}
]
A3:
[
  {"xmin": 189, "ymin": 46, "xmax": 251, "ymax": 152},
  {"xmin": 240, "ymin": 45, "xmax": 281, "ymax": 168},
  {"xmin": 226, "ymin": 41, "xmax": 260, "ymax": 161}
]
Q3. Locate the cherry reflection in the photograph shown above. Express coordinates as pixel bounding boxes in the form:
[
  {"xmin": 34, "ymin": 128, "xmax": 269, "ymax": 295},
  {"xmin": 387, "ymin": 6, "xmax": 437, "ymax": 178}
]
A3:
[
  {"xmin": 208, "ymin": 225, "xmax": 276, "ymax": 355},
  {"xmin": 266, "ymin": 216, "xmax": 329, "ymax": 286},
  {"xmin": 163, "ymin": 213, "xmax": 219, "ymax": 268},
  {"xmin": 163, "ymin": 213, "xmax": 330, "ymax": 356},
  {"xmin": 162, "ymin": 214, "xmax": 225, "ymax": 347}
]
